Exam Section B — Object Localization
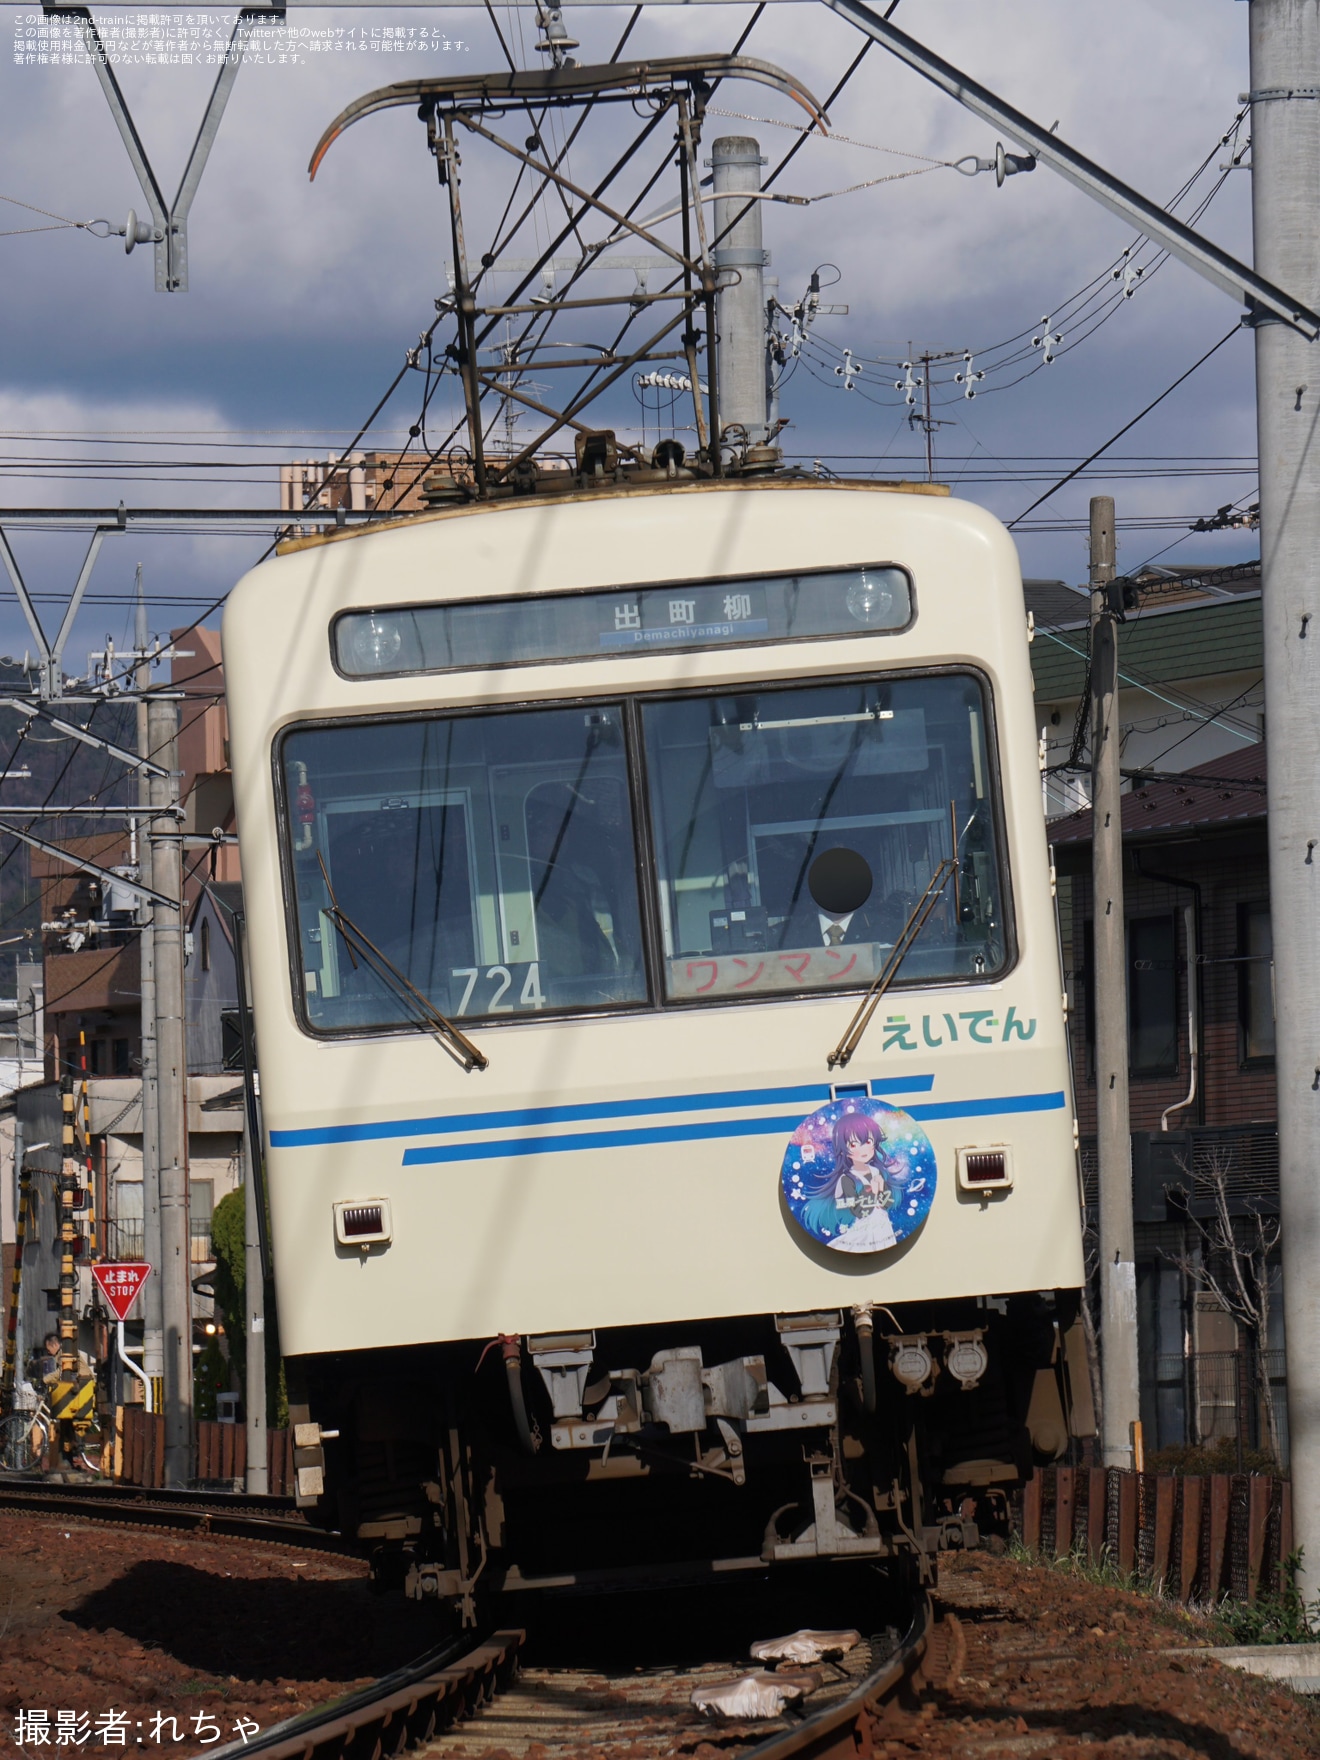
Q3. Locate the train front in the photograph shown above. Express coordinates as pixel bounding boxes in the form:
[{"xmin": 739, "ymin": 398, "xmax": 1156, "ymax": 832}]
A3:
[{"xmin": 223, "ymin": 478, "xmax": 1090, "ymax": 1614}]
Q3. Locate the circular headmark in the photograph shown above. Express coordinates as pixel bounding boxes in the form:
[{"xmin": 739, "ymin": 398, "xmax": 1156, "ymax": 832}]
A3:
[
  {"xmin": 808, "ymin": 847, "xmax": 873, "ymax": 917},
  {"xmin": 781, "ymin": 1098, "xmax": 937, "ymax": 1255}
]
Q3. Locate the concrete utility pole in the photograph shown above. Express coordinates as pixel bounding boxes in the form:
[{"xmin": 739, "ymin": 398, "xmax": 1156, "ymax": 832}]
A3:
[
  {"xmin": 58, "ymin": 1082, "xmax": 78, "ymax": 1382},
  {"xmin": 711, "ymin": 136, "xmax": 769, "ymax": 446},
  {"xmin": 242, "ymin": 1096, "xmax": 267, "ymax": 1493},
  {"xmin": 236, "ymin": 912, "xmax": 268, "ymax": 1494},
  {"xmin": 149, "ymin": 694, "xmax": 193, "ymax": 1483},
  {"xmin": 136, "ymin": 576, "xmax": 163, "ymax": 1408},
  {"xmin": 7, "ymin": 1115, "xmax": 24, "ymax": 1398},
  {"xmin": 1249, "ymin": 0, "xmax": 1320, "ymax": 1601},
  {"xmin": 1089, "ymin": 494, "xmax": 1140, "ymax": 1469}
]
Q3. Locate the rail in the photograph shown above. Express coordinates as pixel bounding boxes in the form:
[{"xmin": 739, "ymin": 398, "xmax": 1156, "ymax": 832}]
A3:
[
  {"xmin": 200, "ymin": 1592, "xmax": 953, "ymax": 1760},
  {"xmin": 743, "ymin": 1591, "xmax": 963, "ymax": 1760},
  {"xmin": 207, "ymin": 1630, "xmax": 524, "ymax": 1760},
  {"xmin": 0, "ymin": 1478, "xmax": 357, "ymax": 1554},
  {"xmin": 0, "ymin": 1477, "xmax": 964, "ymax": 1760},
  {"xmin": 0, "ymin": 1477, "xmax": 293, "ymax": 1512}
]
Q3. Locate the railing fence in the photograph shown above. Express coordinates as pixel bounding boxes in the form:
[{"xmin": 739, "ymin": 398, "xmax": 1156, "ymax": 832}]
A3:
[
  {"xmin": 1019, "ymin": 1464, "xmax": 1291, "ymax": 1604},
  {"xmin": 113, "ymin": 1408, "xmax": 293, "ymax": 1495}
]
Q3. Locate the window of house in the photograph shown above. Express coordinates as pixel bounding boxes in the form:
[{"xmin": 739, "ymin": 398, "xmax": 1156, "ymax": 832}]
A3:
[
  {"xmin": 1083, "ymin": 912, "xmax": 1179, "ymax": 1075},
  {"xmin": 201, "ymin": 917, "xmax": 211, "ymax": 973},
  {"xmin": 221, "ymin": 1008, "xmax": 251, "ymax": 1071},
  {"xmin": 111, "ymin": 1182, "xmax": 144, "ymax": 1261},
  {"xmin": 190, "ymin": 1180, "xmax": 214, "ymax": 1266},
  {"xmin": 1238, "ymin": 901, "xmax": 1275, "ymax": 1063},
  {"xmin": 1128, "ymin": 914, "xmax": 1178, "ymax": 1073}
]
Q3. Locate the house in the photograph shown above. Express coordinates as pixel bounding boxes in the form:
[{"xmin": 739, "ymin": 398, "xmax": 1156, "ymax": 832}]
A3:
[
  {"xmin": 2, "ymin": 631, "xmax": 246, "ymax": 1396},
  {"xmin": 1032, "ymin": 573, "xmax": 1282, "ymax": 1463},
  {"xmin": 186, "ymin": 882, "xmax": 244, "ymax": 1076},
  {"xmin": 279, "ymin": 449, "xmax": 478, "ymax": 524},
  {"xmin": 1028, "ymin": 563, "xmax": 1265, "ymax": 819}
]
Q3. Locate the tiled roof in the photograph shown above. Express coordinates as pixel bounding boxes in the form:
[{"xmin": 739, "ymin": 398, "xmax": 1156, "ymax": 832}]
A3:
[
  {"xmin": 1048, "ymin": 739, "xmax": 1267, "ymax": 846},
  {"xmin": 1030, "ymin": 593, "xmax": 1263, "ymax": 702},
  {"xmin": 1023, "ymin": 578, "xmax": 1089, "ymax": 629}
]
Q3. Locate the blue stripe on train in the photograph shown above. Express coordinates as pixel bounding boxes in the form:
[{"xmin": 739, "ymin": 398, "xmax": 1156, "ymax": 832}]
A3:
[
  {"xmin": 908, "ymin": 1091, "xmax": 1067, "ymax": 1122},
  {"xmin": 397, "ymin": 1090, "xmax": 1067, "ymax": 1166},
  {"xmin": 267, "ymin": 1074, "xmax": 937, "ymax": 1149}
]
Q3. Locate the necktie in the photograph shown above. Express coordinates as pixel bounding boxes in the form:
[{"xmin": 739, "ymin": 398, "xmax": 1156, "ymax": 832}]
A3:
[{"xmin": 826, "ymin": 922, "xmax": 845, "ymax": 946}]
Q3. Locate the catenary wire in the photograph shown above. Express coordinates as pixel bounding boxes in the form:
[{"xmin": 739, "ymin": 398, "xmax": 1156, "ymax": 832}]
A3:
[
  {"xmin": 794, "ymin": 106, "xmax": 1248, "ymax": 408},
  {"xmin": 1008, "ymin": 326, "xmax": 1244, "ymax": 528}
]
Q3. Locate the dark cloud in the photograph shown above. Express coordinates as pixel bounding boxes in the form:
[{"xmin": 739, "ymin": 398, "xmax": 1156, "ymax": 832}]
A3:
[{"xmin": 0, "ymin": 0, "xmax": 1258, "ymax": 658}]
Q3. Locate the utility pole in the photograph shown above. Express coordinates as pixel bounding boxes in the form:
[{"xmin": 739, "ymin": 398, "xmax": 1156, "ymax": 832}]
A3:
[
  {"xmin": 57, "ymin": 1081, "xmax": 79, "ymax": 1453},
  {"xmin": 242, "ymin": 1096, "xmax": 267, "ymax": 1493},
  {"xmin": 148, "ymin": 694, "xmax": 192, "ymax": 1483},
  {"xmin": 136, "ymin": 575, "xmax": 163, "ymax": 1410},
  {"xmin": 1249, "ymin": 0, "xmax": 1320, "ymax": 1601},
  {"xmin": 1089, "ymin": 494, "xmax": 1140, "ymax": 1469},
  {"xmin": 234, "ymin": 911, "xmax": 267, "ymax": 1495},
  {"xmin": 711, "ymin": 135, "xmax": 769, "ymax": 448},
  {"xmin": 4, "ymin": 1115, "xmax": 25, "ymax": 1401},
  {"xmin": 922, "ymin": 355, "xmax": 935, "ymax": 481},
  {"xmin": 903, "ymin": 348, "xmax": 958, "ymax": 481}
]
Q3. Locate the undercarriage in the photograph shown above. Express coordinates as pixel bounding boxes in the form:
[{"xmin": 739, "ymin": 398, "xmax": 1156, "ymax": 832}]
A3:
[{"xmin": 288, "ymin": 1293, "xmax": 1089, "ymax": 1620}]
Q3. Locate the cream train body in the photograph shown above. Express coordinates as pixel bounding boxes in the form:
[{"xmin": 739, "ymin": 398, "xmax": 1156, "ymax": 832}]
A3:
[{"xmin": 224, "ymin": 479, "xmax": 1088, "ymax": 1598}]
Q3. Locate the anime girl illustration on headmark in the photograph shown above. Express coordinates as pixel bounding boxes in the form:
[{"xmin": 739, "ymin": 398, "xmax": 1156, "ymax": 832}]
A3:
[{"xmin": 781, "ymin": 1098, "xmax": 938, "ymax": 1253}]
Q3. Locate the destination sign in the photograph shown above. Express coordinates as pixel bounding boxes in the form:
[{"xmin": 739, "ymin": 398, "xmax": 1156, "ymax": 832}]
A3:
[
  {"xmin": 334, "ymin": 565, "xmax": 911, "ymax": 678},
  {"xmin": 598, "ymin": 584, "xmax": 768, "ymax": 649}
]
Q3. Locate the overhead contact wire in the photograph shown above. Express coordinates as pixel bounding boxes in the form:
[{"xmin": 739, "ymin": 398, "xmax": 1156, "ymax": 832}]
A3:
[{"xmin": 1009, "ymin": 326, "xmax": 1244, "ymax": 528}]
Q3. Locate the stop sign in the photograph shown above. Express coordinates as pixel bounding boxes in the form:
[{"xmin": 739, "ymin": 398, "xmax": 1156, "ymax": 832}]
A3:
[{"xmin": 92, "ymin": 1262, "xmax": 151, "ymax": 1321}]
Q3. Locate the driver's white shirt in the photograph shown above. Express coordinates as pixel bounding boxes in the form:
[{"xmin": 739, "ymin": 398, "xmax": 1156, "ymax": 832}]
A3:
[{"xmin": 817, "ymin": 910, "xmax": 855, "ymax": 945}]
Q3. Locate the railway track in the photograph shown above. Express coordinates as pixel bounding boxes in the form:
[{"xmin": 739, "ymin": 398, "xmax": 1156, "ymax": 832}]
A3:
[
  {"xmin": 201, "ymin": 1590, "xmax": 962, "ymax": 1760},
  {"xmin": 747, "ymin": 1598, "xmax": 963, "ymax": 1760},
  {"xmin": 209, "ymin": 1630, "xmax": 525, "ymax": 1760},
  {"xmin": 0, "ymin": 1476, "xmax": 357, "ymax": 1554},
  {"xmin": 3, "ymin": 1480, "xmax": 964, "ymax": 1760},
  {"xmin": 0, "ymin": 1475, "xmax": 296, "ymax": 1512}
]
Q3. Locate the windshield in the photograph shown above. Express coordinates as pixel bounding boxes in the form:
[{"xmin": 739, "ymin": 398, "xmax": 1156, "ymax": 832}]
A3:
[
  {"xmin": 279, "ymin": 672, "xmax": 1008, "ymax": 1034},
  {"xmin": 281, "ymin": 706, "xmax": 648, "ymax": 1028},
  {"xmin": 641, "ymin": 675, "xmax": 1006, "ymax": 1001}
]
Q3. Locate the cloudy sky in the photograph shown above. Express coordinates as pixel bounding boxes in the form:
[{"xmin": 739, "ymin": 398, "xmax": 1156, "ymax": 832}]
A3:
[{"xmin": 0, "ymin": 0, "xmax": 1261, "ymax": 665}]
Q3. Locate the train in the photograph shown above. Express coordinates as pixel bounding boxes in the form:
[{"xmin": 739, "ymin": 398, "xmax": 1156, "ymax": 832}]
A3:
[{"xmin": 222, "ymin": 463, "xmax": 1092, "ymax": 1618}]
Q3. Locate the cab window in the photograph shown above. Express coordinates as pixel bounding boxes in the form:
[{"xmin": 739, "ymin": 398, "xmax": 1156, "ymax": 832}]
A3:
[
  {"xmin": 281, "ymin": 705, "xmax": 647, "ymax": 1029},
  {"xmin": 641, "ymin": 674, "xmax": 1006, "ymax": 1002}
]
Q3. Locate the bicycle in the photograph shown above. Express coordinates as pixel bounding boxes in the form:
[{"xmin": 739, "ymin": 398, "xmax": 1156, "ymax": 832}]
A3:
[
  {"xmin": 0, "ymin": 1393, "xmax": 105, "ymax": 1475},
  {"xmin": 0, "ymin": 1403, "xmax": 47, "ymax": 1472}
]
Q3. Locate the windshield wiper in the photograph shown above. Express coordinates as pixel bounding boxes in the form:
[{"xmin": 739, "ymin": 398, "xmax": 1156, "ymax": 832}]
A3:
[
  {"xmin": 317, "ymin": 852, "xmax": 489, "ymax": 1072},
  {"xmin": 827, "ymin": 806, "xmax": 971, "ymax": 1071}
]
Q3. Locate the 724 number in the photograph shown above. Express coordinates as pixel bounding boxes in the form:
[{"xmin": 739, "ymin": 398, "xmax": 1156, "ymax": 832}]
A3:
[{"xmin": 452, "ymin": 963, "xmax": 545, "ymax": 1014}]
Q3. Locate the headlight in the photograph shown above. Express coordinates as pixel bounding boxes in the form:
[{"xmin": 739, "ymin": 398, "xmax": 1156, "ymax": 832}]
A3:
[
  {"xmin": 342, "ymin": 611, "xmax": 403, "ymax": 673},
  {"xmin": 845, "ymin": 570, "xmax": 901, "ymax": 627}
]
